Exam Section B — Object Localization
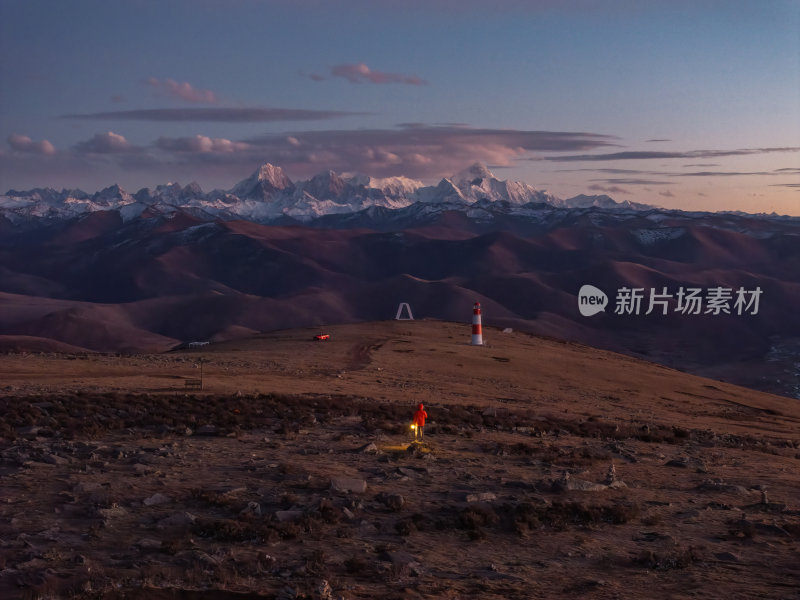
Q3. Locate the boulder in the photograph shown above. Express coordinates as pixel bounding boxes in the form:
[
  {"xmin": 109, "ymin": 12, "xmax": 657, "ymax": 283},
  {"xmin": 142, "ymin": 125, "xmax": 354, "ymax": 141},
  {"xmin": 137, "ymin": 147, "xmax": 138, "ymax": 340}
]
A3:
[
  {"xmin": 156, "ymin": 511, "xmax": 196, "ymax": 529},
  {"xmin": 357, "ymin": 442, "xmax": 379, "ymax": 454},
  {"xmin": 144, "ymin": 493, "xmax": 171, "ymax": 506},
  {"xmin": 330, "ymin": 477, "xmax": 367, "ymax": 494}
]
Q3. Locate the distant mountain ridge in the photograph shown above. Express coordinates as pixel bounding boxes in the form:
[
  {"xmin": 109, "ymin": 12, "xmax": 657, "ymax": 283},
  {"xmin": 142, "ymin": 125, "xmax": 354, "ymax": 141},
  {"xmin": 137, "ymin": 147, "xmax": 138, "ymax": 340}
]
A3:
[
  {"xmin": 2, "ymin": 162, "xmax": 659, "ymax": 226},
  {"xmin": 1, "ymin": 162, "xmax": 799, "ymax": 399}
]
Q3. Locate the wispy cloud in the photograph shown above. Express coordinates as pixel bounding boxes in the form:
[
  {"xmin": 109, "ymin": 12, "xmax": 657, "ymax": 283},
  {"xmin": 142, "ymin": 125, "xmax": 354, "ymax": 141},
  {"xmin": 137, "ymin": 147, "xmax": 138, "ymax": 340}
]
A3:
[
  {"xmin": 155, "ymin": 135, "xmax": 251, "ymax": 153},
  {"xmin": 139, "ymin": 125, "xmax": 615, "ymax": 180},
  {"xmin": 678, "ymin": 171, "xmax": 771, "ymax": 177},
  {"xmin": 560, "ymin": 165, "xmax": 798, "ymax": 179},
  {"xmin": 591, "ymin": 177, "xmax": 672, "ymax": 185},
  {"xmin": 146, "ymin": 78, "xmax": 218, "ymax": 104},
  {"xmin": 61, "ymin": 107, "xmax": 368, "ymax": 122},
  {"xmin": 73, "ymin": 131, "xmax": 135, "ymax": 154},
  {"xmin": 324, "ymin": 63, "xmax": 427, "ymax": 85},
  {"xmin": 0, "ymin": 124, "xmax": 621, "ymax": 187},
  {"xmin": 237, "ymin": 124, "xmax": 617, "ymax": 178},
  {"xmin": 555, "ymin": 167, "xmax": 662, "ymax": 175},
  {"xmin": 545, "ymin": 147, "xmax": 800, "ymax": 162},
  {"xmin": 588, "ymin": 183, "xmax": 631, "ymax": 194},
  {"xmin": 645, "ymin": 138, "xmax": 671, "ymax": 142},
  {"xmin": 8, "ymin": 134, "xmax": 56, "ymax": 155}
]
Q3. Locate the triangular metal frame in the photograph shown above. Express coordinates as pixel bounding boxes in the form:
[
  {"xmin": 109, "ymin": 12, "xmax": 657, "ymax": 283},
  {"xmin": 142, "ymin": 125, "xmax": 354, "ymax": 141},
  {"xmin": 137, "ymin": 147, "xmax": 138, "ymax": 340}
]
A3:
[{"xmin": 395, "ymin": 302, "xmax": 414, "ymax": 320}]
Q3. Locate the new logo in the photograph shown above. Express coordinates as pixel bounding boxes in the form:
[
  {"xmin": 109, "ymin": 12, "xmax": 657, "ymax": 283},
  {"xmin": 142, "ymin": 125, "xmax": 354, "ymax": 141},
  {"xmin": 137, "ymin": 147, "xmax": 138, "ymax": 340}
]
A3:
[{"xmin": 578, "ymin": 284, "xmax": 608, "ymax": 317}]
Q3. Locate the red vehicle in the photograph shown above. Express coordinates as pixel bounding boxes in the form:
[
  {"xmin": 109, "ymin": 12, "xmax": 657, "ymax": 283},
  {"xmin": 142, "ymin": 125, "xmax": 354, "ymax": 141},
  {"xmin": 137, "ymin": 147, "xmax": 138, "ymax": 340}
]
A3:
[{"xmin": 314, "ymin": 333, "xmax": 330, "ymax": 341}]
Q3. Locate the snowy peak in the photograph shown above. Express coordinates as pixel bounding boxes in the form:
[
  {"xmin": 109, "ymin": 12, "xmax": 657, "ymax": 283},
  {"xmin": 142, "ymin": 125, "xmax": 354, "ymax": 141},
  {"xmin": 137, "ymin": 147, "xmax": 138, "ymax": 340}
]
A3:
[
  {"xmin": 301, "ymin": 170, "xmax": 347, "ymax": 201},
  {"xmin": 255, "ymin": 163, "xmax": 292, "ymax": 188},
  {"xmin": 1, "ymin": 161, "xmax": 664, "ymax": 225},
  {"xmin": 92, "ymin": 184, "xmax": 134, "ymax": 206},
  {"xmin": 452, "ymin": 162, "xmax": 496, "ymax": 186},
  {"xmin": 445, "ymin": 163, "xmax": 557, "ymax": 206},
  {"xmin": 231, "ymin": 163, "xmax": 294, "ymax": 200},
  {"xmin": 565, "ymin": 194, "xmax": 651, "ymax": 211},
  {"xmin": 417, "ymin": 178, "xmax": 466, "ymax": 204}
]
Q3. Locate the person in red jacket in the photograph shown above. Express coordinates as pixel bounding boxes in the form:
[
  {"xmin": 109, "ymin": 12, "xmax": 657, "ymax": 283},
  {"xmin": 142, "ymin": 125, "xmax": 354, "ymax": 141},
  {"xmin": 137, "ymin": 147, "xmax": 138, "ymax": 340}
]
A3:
[{"xmin": 412, "ymin": 403, "xmax": 428, "ymax": 441}]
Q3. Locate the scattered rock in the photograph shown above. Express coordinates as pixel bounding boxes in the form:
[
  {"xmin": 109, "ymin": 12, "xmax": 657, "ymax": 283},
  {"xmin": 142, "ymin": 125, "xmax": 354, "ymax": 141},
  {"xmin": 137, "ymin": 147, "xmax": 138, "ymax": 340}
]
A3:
[
  {"xmin": 696, "ymin": 479, "xmax": 749, "ymax": 495},
  {"xmin": 357, "ymin": 442, "xmax": 379, "ymax": 454},
  {"xmin": 330, "ymin": 477, "xmax": 367, "ymax": 494},
  {"xmin": 466, "ymin": 492, "xmax": 497, "ymax": 503},
  {"xmin": 219, "ymin": 486, "xmax": 247, "ymax": 498},
  {"xmin": 98, "ymin": 505, "xmax": 127, "ymax": 525},
  {"xmin": 359, "ymin": 520, "xmax": 378, "ymax": 534},
  {"xmin": 377, "ymin": 492, "xmax": 405, "ymax": 511},
  {"xmin": 194, "ymin": 425, "xmax": 219, "ymax": 436},
  {"xmin": 135, "ymin": 538, "xmax": 163, "ymax": 550},
  {"xmin": 380, "ymin": 550, "xmax": 424, "ymax": 577},
  {"xmin": 665, "ymin": 456, "xmax": 707, "ymax": 472},
  {"xmin": 144, "ymin": 493, "xmax": 171, "ymax": 506},
  {"xmin": 73, "ymin": 482, "xmax": 103, "ymax": 494},
  {"xmin": 552, "ymin": 471, "xmax": 607, "ymax": 492},
  {"xmin": 42, "ymin": 453, "xmax": 69, "ymax": 465},
  {"xmin": 277, "ymin": 586, "xmax": 300, "ymax": 600},
  {"xmin": 405, "ymin": 443, "xmax": 431, "ymax": 458},
  {"xmin": 258, "ymin": 553, "xmax": 277, "ymax": 569},
  {"xmin": 16, "ymin": 426, "xmax": 41, "ymax": 436},
  {"xmin": 240, "ymin": 501, "xmax": 261, "ymax": 517},
  {"xmin": 275, "ymin": 510, "xmax": 304, "ymax": 522},
  {"xmin": 714, "ymin": 551, "xmax": 740, "ymax": 562},
  {"xmin": 605, "ymin": 463, "xmax": 617, "ymax": 485},
  {"xmin": 317, "ymin": 579, "xmax": 334, "ymax": 600},
  {"xmin": 156, "ymin": 511, "xmax": 196, "ymax": 530},
  {"xmin": 564, "ymin": 479, "xmax": 608, "ymax": 492}
]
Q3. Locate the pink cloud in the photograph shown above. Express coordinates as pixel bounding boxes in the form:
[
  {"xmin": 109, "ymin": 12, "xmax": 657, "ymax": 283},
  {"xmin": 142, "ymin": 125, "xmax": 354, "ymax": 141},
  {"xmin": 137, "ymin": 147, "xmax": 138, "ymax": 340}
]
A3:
[
  {"xmin": 156, "ymin": 135, "xmax": 251, "ymax": 153},
  {"xmin": 146, "ymin": 78, "xmax": 218, "ymax": 104},
  {"xmin": 238, "ymin": 125, "xmax": 616, "ymax": 179},
  {"xmin": 330, "ymin": 63, "xmax": 427, "ymax": 85},
  {"xmin": 8, "ymin": 134, "xmax": 56, "ymax": 155},
  {"xmin": 73, "ymin": 131, "xmax": 133, "ymax": 154},
  {"xmin": 13, "ymin": 125, "xmax": 614, "ymax": 188}
]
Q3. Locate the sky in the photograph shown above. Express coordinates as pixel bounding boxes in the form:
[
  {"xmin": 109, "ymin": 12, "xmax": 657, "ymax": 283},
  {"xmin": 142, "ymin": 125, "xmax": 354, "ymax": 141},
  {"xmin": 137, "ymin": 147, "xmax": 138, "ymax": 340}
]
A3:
[{"xmin": 1, "ymin": 0, "xmax": 798, "ymax": 215}]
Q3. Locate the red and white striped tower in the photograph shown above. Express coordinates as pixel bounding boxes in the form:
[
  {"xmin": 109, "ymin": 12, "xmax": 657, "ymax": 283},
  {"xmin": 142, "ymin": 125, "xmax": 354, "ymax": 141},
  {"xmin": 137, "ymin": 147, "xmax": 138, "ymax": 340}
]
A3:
[{"xmin": 471, "ymin": 302, "xmax": 483, "ymax": 346}]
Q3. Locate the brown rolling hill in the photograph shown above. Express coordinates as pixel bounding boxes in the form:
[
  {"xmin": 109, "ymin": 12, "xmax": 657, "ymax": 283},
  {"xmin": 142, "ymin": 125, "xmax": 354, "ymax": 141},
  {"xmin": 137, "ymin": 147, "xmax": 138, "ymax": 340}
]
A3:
[
  {"xmin": 0, "ymin": 213, "xmax": 797, "ymax": 398},
  {"xmin": 1, "ymin": 320, "xmax": 799, "ymax": 599}
]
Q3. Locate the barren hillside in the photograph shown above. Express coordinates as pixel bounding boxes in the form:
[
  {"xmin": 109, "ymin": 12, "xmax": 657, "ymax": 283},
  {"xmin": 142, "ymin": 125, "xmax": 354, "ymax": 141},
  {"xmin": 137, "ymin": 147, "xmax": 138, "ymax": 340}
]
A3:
[{"xmin": 1, "ymin": 321, "xmax": 799, "ymax": 599}]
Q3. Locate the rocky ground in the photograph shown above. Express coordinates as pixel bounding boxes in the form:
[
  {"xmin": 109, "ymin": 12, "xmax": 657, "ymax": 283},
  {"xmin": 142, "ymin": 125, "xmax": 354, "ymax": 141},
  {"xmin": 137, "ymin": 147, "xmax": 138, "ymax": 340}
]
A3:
[{"xmin": 1, "ymin": 322, "xmax": 799, "ymax": 599}]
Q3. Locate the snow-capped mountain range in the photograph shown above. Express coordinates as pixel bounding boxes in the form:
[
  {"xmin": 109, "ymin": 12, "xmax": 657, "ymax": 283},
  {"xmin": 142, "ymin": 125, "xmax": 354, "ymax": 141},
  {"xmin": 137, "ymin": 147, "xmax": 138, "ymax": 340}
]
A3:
[{"xmin": 0, "ymin": 162, "xmax": 653, "ymax": 225}]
